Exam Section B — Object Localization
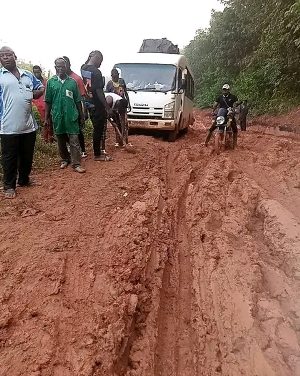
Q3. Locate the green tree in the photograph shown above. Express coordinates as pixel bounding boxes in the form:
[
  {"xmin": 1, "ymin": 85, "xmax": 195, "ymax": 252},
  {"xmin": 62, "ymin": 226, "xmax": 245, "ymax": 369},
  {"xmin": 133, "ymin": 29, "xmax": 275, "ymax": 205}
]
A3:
[{"xmin": 184, "ymin": 0, "xmax": 300, "ymax": 113}]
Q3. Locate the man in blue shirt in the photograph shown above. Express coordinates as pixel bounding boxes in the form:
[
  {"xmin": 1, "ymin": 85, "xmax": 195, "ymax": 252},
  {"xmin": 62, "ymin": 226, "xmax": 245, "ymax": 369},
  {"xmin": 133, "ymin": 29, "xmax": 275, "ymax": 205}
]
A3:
[{"xmin": 0, "ymin": 46, "xmax": 44, "ymax": 198}]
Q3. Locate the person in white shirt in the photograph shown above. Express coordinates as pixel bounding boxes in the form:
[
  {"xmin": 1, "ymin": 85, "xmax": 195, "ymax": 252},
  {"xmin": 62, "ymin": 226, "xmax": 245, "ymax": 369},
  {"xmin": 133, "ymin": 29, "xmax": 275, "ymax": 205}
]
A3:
[
  {"xmin": 0, "ymin": 46, "xmax": 44, "ymax": 198},
  {"xmin": 105, "ymin": 93, "xmax": 129, "ymax": 146}
]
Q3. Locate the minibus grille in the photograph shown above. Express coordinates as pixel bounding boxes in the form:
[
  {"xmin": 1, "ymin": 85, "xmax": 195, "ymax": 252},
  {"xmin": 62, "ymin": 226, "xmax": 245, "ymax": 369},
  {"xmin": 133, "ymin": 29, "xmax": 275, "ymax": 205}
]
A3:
[{"xmin": 131, "ymin": 106, "xmax": 163, "ymax": 117}]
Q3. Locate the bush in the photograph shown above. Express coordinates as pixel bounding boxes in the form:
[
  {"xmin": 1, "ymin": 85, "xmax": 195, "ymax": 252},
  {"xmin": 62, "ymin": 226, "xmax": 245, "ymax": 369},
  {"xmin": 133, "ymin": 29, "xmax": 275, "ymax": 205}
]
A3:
[
  {"xmin": 0, "ymin": 120, "xmax": 94, "ymax": 181},
  {"xmin": 184, "ymin": 1, "xmax": 300, "ymax": 114}
]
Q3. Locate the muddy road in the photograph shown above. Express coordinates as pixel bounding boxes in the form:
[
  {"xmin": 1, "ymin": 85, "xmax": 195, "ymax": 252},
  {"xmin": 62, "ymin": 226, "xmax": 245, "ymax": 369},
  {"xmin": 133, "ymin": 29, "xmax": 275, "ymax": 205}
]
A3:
[{"xmin": 0, "ymin": 110, "xmax": 300, "ymax": 376}]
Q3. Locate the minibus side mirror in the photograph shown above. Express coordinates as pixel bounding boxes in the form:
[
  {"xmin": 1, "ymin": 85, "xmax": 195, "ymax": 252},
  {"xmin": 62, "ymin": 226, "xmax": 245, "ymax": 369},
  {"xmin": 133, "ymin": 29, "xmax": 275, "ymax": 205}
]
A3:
[
  {"xmin": 179, "ymin": 78, "xmax": 186, "ymax": 92},
  {"xmin": 178, "ymin": 78, "xmax": 186, "ymax": 94}
]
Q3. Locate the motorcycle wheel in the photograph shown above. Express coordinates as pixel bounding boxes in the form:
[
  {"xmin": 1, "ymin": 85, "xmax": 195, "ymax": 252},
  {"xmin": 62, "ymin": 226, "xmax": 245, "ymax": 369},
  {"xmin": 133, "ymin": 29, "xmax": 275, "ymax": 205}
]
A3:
[
  {"xmin": 230, "ymin": 133, "xmax": 235, "ymax": 149},
  {"xmin": 225, "ymin": 133, "xmax": 234, "ymax": 150},
  {"xmin": 214, "ymin": 132, "xmax": 221, "ymax": 155}
]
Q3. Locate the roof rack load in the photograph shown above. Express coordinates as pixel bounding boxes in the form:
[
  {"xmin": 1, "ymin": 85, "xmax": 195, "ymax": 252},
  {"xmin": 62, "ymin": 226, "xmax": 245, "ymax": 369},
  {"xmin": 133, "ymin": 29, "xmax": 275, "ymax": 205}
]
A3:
[{"xmin": 139, "ymin": 38, "xmax": 180, "ymax": 54}]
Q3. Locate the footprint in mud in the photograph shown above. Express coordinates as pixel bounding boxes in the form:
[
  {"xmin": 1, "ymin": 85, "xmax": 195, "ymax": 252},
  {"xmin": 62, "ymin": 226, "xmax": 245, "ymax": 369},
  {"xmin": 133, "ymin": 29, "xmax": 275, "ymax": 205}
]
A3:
[
  {"xmin": 53, "ymin": 365, "xmax": 72, "ymax": 376},
  {"xmin": 20, "ymin": 207, "xmax": 41, "ymax": 217},
  {"xmin": 206, "ymin": 211, "xmax": 223, "ymax": 231},
  {"xmin": 227, "ymin": 170, "xmax": 241, "ymax": 182}
]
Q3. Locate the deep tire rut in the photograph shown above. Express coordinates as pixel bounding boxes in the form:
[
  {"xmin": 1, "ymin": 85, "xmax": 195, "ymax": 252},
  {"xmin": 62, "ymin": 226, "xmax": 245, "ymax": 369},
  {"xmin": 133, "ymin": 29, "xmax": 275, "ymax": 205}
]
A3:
[
  {"xmin": 154, "ymin": 150, "xmax": 196, "ymax": 376},
  {"xmin": 1, "ymin": 112, "xmax": 300, "ymax": 376}
]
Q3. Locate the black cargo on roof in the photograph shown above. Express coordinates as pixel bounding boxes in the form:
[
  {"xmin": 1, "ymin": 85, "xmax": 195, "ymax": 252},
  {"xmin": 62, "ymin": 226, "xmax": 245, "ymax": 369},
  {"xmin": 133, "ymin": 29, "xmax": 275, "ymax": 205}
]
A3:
[{"xmin": 139, "ymin": 38, "xmax": 180, "ymax": 54}]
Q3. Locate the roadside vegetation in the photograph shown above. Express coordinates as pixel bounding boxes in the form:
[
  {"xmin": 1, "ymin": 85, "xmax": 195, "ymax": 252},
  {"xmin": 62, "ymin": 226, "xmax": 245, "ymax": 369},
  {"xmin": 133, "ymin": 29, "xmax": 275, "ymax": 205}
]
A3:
[{"xmin": 184, "ymin": 0, "xmax": 300, "ymax": 114}]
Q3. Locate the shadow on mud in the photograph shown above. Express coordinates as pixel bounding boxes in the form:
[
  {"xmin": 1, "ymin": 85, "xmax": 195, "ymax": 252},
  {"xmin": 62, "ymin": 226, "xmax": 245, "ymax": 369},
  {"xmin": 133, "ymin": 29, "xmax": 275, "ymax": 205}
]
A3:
[{"xmin": 129, "ymin": 128, "xmax": 188, "ymax": 142}]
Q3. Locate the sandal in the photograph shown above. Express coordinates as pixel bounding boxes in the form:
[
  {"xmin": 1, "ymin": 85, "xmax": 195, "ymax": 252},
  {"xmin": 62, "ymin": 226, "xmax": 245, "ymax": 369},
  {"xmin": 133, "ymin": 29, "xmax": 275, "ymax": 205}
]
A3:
[
  {"xmin": 94, "ymin": 154, "xmax": 113, "ymax": 161},
  {"xmin": 60, "ymin": 161, "xmax": 69, "ymax": 169},
  {"xmin": 3, "ymin": 188, "xmax": 16, "ymax": 199},
  {"xmin": 74, "ymin": 165, "xmax": 86, "ymax": 173}
]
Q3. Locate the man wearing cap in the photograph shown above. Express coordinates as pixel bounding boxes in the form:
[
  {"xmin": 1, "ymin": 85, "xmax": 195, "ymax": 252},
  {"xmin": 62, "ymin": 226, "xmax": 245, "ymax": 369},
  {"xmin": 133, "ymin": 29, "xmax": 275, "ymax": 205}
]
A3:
[
  {"xmin": 205, "ymin": 84, "xmax": 239, "ymax": 147},
  {"xmin": 0, "ymin": 46, "xmax": 44, "ymax": 199},
  {"xmin": 45, "ymin": 57, "xmax": 86, "ymax": 173},
  {"xmin": 63, "ymin": 56, "xmax": 88, "ymax": 158}
]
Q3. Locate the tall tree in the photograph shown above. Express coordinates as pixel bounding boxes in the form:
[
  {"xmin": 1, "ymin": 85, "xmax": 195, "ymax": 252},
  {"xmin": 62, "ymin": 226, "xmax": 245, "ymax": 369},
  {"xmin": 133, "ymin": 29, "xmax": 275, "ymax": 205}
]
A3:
[{"xmin": 185, "ymin": 0, "xmax": 300, "ymax": 112}]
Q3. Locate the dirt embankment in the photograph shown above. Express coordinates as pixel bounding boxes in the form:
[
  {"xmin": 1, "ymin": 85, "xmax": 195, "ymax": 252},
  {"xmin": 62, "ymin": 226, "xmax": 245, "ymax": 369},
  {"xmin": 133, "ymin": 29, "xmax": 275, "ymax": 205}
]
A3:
[{"xmin": 0, "ymin": 110, "xmax": 300, "ymax": 375}]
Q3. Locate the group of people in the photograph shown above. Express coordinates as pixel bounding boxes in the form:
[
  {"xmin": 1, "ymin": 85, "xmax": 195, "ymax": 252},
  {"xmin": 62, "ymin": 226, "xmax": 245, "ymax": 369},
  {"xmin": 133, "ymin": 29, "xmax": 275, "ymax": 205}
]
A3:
[
  {"xmin": 0, "ymin": 45, "xmax": 249, "ymax": 199},
  {"xmin": 0, "ymin": 47, "xmax": 130, "ymax": 198}
]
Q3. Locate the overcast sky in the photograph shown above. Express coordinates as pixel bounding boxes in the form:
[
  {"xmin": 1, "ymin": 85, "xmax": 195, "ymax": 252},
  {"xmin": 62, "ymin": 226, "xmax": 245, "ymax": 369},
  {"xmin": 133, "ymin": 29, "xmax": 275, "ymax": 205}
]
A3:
[{"xmin": 1, "ymin": 0, "xmax": 222, "ymax": 77}]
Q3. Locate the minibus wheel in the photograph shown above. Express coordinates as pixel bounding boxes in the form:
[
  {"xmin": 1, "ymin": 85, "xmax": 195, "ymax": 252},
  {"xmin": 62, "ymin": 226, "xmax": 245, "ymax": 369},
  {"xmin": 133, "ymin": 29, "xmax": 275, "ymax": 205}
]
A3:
[{"xmin": 167, "ymin": 122, "xmax": 180, "ymax": 142}]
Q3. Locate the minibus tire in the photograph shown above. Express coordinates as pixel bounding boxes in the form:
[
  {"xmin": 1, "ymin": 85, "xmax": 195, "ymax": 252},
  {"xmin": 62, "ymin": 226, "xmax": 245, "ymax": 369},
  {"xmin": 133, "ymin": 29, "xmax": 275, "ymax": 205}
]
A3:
[
  {"xmin": 167, "ymin": 122, "xmax": 179, "ymax": 142},
  {"xmin": 181, "ymin": 125, "xmax": 188, "ymax": 135}
]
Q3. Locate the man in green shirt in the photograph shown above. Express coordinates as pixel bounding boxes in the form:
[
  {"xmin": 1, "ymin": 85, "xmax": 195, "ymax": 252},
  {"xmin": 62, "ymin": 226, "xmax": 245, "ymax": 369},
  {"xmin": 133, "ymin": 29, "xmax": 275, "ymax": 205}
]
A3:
[{"xmin": 45, "ymin": 57, "xmax": 85, "ymax": 173}]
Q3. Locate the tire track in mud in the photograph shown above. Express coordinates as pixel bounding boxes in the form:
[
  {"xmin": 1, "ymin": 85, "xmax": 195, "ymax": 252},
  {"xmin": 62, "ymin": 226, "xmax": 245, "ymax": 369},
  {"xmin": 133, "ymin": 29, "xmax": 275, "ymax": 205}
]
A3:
[
  {"xmin": 124, "ymin": 128, "xmax": 300, "ymax": 376},
  {"xmin": 104, "ymin": 128, "xmax": 300, "ymax": 376},
  {"xmin": 115, "ymin": 144, "xmax": 203, "ymax": 376},
  {"xmin": 111, "ymin": 146, "xmax": 174, "ymax": 376},
  {"xmin": 154, "ymin": 150, "xmax": 197, "ymax": 376},
  {"xmin": 1, "ymin": 119, "xmax": 300, "ymax": 376}
]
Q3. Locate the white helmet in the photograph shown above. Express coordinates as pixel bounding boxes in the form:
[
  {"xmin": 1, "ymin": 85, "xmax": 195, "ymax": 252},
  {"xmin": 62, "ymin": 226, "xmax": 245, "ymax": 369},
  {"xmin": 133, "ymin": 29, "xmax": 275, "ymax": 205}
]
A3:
[{"xmin": 222, "ymin": 84, "xmax": 230, "ymax": 90}]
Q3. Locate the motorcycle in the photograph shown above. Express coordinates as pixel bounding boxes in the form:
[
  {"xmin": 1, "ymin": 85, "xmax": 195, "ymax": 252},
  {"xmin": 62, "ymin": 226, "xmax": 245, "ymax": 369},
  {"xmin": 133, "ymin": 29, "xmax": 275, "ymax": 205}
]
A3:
[{"xmin": 214, "ymin": 107, "xmax": 235, "ymax": 155}]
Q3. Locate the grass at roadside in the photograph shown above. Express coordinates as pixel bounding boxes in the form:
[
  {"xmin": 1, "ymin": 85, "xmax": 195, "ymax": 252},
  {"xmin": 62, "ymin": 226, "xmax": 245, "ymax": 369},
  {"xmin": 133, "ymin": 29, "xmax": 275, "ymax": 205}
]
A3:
[
  {"xmin": 0, "ymin": 120, "xmax": 94, "ymax": 180},
  {"xmin": 33, "ymin": 133, "xmax": 58, "ymax": 171}
]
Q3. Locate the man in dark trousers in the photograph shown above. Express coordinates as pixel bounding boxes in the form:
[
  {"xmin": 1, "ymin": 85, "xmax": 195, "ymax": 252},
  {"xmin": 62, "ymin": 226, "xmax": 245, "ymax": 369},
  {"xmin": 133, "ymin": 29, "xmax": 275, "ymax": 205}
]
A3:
[
  {"xmin": 238, "ymin": 100, "xmax": 249, "ymax": 131},
  {"xmin": 0, "ymin": 46, "xmax": 44, "ymax": 198},
  {"xmin": 81, "ymin": 50, "xmax": 113, "ymax": 161},
  {"xmin": 205, "ymin": 84, "xmax": 239, "ymax": 147},
  {"xmin": 32, "ymin": 65, "xmax": 54, "ymax": 143},
  {"xmin": 45, "ymin": 57, "xmax": 86, "ymax": 173},
  {"xmin": 32, "ymin": 65, "xmax": 47, "ymax": 122},
  {"xmin": 63, "ymin": 56, "xmax": 87, "ymax": 157}
]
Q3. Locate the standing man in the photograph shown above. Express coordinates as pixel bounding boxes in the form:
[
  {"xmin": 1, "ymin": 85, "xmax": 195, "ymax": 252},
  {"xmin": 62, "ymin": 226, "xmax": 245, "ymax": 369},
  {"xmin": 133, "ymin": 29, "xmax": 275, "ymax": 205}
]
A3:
[
  {"xmin": 63, "ymin": 56, "xmax": 87, "ymax": 157},
  {"xmin": 106, "ymin": 68, "xmax": 131, "ymax": 110},
  {"xmin": 81, "ymin": 50, "xmax": 113, "ymax": 161},
  {"xmin": 45, "ymin": 57, "xmax": 85, "ymax": 173},
  {"xmin": 32, "ymin": 65, "xmax": 46, "ymax": 122},
  {"xmin": 0, "ymin": 46, "xmax": 44, "ymax": 199},
  {"xmin": 238, "ymin": 100, "xmax": 249, "ymax": 131},
  {"xmin": 32, "ymin": 65, "xmax": 54, "ymax": 143}
]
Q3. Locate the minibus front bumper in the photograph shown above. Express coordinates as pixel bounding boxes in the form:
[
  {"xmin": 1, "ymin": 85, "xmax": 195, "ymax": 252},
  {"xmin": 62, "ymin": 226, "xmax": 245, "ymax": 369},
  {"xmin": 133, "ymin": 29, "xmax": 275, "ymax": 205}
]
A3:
[{"xmin": 127, "ymin": 118, "xmax": 175, "ymax": 131}]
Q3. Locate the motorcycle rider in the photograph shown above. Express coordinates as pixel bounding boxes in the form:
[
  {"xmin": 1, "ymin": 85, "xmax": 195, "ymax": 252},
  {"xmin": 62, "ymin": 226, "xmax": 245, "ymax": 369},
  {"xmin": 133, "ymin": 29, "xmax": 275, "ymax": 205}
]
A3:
[{"xmin": 205, "ymin": 84, "xmax": 239, "ymax": 147}]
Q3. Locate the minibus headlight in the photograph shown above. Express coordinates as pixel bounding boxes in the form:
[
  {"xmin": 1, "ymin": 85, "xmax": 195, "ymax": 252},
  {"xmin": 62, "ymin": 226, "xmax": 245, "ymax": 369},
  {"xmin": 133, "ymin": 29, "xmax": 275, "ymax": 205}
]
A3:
[{"xmin": 164, "ymin": 101, "xmax": 175, "ymax": 118}]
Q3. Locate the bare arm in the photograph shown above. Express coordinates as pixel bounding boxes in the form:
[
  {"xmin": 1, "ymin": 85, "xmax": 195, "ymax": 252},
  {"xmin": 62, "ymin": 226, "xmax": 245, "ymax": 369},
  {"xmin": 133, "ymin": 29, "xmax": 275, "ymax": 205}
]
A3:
[
  {"xmin": 233, "ymin": 99, "xmax": 241, "ymax": 109},
  {"xmin": 96, "ymin": 88, "xmax": 113, "ymax": 115},
  {"xmin": 32, "ymin": 74, "xmax": 45, "ymax": 99},
  {"xmin": 124, "ymin": 89, "xmax": 131, "ymax": 110},
  {"xmin": 76, "ymin": 102, "xmax": 85, "ymax": 126},
  {"xmin": 33, "ymin": 88, "xmax": 44, "ymax": 99},
  {"xmin": 44, "ymin": 102, "xmax": 51, "ymax": 125},
  {"xmin": 121, "ymin": 80, "xmax": 131, "ymax": 110}
]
